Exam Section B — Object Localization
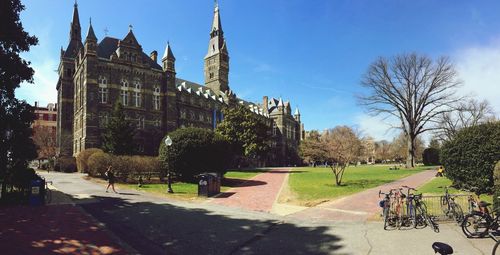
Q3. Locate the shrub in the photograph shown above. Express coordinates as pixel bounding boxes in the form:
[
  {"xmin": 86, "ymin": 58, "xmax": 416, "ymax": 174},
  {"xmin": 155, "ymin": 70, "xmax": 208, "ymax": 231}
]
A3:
[
  {"xmin": 441, "ymin": 122, "xmax": 500, "ymax": 194},
  {"xmin": 76, "ymin": 148, "xmax": 103, "ymax": 173},
  {"xmin": 88, "ymin": 151, "xmax": 114, "ymax": 177},
  {"xmin": 494, "ymin": 162, "xmax": 500, "ymax": 210},
  {"xmin": 87, "ymin": 151, "xmax": 160, "ymax": 183},
  {"xmin": 158, "ymin": 127, "xmax": 231, "ymax": 182},
  {"xmin": 422, "ymin": 148, "xmax": 440, "ymax": 166},
  {"xmin": 55, "ymin": 157, "xmax": 77, "ymax": 172}
]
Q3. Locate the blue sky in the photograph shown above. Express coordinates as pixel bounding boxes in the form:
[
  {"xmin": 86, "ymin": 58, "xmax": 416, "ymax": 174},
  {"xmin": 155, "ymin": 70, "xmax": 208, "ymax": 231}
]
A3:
[{"xmin": 17, "ymin": 0, "xmax": 500, "ymax": 141}]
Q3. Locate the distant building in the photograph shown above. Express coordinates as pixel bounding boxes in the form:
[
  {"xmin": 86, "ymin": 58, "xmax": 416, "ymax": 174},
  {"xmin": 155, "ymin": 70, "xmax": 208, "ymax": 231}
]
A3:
[
  {"xmin": 56, "ymin": 3, "xmax": 304, "ymax": 166},
  {"xmin": 33, "ymin": 102, "xmax": 57, "ymax": 160}
]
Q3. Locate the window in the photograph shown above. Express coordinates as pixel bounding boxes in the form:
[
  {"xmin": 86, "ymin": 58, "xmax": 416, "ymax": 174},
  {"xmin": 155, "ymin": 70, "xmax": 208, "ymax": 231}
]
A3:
[
  {"xmin": 133, "ymin": 79, "xmax": 141, "ymax": 107},
  {"xmin": 153, "ymin": 86, "xmax": 161, "ymax": 110},
  {"xmin": 98, "ymin": 75, "xmax": 107, "ymax": 86},
  {"xmin": 272, "ymin": 122, "xmax": 277, "ymax": 135},
  {"xmin": 121, "ymin": 78, "xmax": 128, "ymax": 88},
  {"xmin": 137, "ymin": 117, "xmax": 144, "ymax": 129},
  {"xmin": 99, "ymin": 112, "xmax": 109, "ymax": 128},
  {"xmin": 99, "ymin": 87, "xmax": 108, "ymax": 103},
  {"xmin": 121, "ymin": 90, "xmax": 129, "ymax": 106},
  {"xmin": 154, "ymin": 119, "xmax": 161, "ymax": 127}
]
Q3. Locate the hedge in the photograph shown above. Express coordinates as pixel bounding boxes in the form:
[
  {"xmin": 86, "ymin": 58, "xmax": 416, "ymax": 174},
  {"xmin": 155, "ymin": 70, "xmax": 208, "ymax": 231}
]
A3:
[
  {"xmin": 55, "ymin": 157, "xmax": 77, "ymax": 173},
  {"xmin": 422, "ymin": 148, "xmax": 440, "ymax": 166},
  {"xmin": 440, "ymin": 122, "xmax": 500, "ymax": 194},
  {"xmin": 76, "ymin": 148, "xmax": 103, "ymax": 173},
  {"xmin": 87, "ymin": 152, "xmax": 161, "ymax": 183},
  {"xmin": 494, "ymin": 162, "xmax": 500, "ymax": 210},
  {"xmin": 158, "ymin": 127, "xmax": 231, "ymax": 182}
]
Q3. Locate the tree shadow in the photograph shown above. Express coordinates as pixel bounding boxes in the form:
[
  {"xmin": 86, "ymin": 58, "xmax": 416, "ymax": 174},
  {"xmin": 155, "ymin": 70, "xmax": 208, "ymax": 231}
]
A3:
[
  {"xmin": 73, "ymin": 195, "xmax": 344, "ymax": 254},
  {"xmin": 222, "ymin": 178, "xmax": 267, "ymax": 187}
]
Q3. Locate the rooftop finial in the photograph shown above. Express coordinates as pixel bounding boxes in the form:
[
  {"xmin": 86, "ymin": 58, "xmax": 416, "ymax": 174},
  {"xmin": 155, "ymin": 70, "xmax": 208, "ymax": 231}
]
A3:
[
  {"xmin": 129, "ymin": 24, "xmax": 133, "ymax": 32},
  {"xmin": 89, "ymin": 17, "xmax": 92, "ymax": 25},
  {"xmin": 104, "ymin": 27, "xmax": 109, "ymax": 36},
  {"xmin": 74, "ymin": 0, "xmax": 78, "ymax": 8},
  {"xmin": 215, "ymin": 0, "xmax": 219, "ymax": 10}
]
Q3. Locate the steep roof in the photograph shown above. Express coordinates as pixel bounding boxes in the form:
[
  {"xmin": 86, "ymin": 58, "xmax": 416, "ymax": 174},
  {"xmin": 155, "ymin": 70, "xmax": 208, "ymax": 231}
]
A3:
[{"xmin": 96, "ymin": 37, "xmax": 162, "ymax": 70}]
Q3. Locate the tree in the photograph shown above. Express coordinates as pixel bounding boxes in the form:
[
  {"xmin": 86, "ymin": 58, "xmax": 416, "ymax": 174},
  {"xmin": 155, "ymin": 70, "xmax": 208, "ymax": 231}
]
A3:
[
  {"xmin": 101, "ymin": 102, "xmax": 136, "ymax": 155},
  {"xmin": 440, "ymin": 122, "xmax": 500, "ymax": 194},
  {"xmin": 299, "ymin": 130, "xmax": 326, "ymax": 166},
  {"xmin": 322, "ymin": 126, "xmax": 362, "ymax": 186},
  {"xmin": 422, "ymin": 148, "xmax": 440, "ymax": 166},
  {"xmin": 358, "ymin": 53, "xmax": 461, "ymax": 168},
  {"xmin": 33, "ymin": 126, "xmax": 56, "ymax": 163},
  {"xmin": 436, "ymin": 99, "xmax": 496, "ymax": 141},
  {"xmin": 1, "ymin": 0, "xmax": 39, "ymax": 199},
  {"xmin": 374, "ymin": 140, "xmax": 391, "ymax": 162},
  {"xmin": 216, "ymin": 103, "xmax": 271, "ymax": 164},
  {"xmin": 158, "ymin": 128, "xmax": 231, "ymax": 181}
]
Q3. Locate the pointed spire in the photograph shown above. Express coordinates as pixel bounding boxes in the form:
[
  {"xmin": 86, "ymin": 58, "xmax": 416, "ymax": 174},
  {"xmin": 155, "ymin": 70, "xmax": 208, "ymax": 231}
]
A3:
[
  {"xmin": 85, "ymin": 17, "xmax": 97, "ymax": 41},
  {"xmin": 278, "ymin": 97, "xmax": 284, "ymax": 107},
  {"xmin": 72, "ymin": 1, "xmax": 80, "ymax": 28},
  {"xmin": 70, "ymin": 0, "xmax": 81, "ymax": 42},
  {"xmin": 294, "ymin": 107, "xmax": 300, "ymax": 116},
  {"xmin": 162, "ymin": 41, "xmax": 175, "ymax": 61},
  {"xmin": 211, "ymin": 0, "xmax": 222, "ymax": 34}
]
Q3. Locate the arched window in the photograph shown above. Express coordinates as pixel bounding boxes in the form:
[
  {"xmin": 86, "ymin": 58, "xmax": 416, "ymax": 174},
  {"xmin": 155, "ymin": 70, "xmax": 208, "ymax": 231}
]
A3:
[
  {"xmin": 121, "ymin": 78, "xmax": 128, "ymax": 88},
  {"xmin": 153, "ymin": 85, "xmax": 161, "ymax": 110},
  {"xmin": 133, "ymin": 79, "xmax": 141, "ymax": 107}
]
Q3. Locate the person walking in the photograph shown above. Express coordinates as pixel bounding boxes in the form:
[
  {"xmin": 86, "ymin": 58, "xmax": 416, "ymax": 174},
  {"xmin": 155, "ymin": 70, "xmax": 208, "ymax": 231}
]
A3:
[{"xmin": 105, "ymin": 166, "xmax": 117, "ymax": 193}]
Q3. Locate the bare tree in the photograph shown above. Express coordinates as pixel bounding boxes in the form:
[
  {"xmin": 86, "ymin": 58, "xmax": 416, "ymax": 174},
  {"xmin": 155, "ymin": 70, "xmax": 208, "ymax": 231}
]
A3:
[
  {"xmin": 322, "ymin": 126, "xmax": 362, "ymax": 185},
  {"xmin": 33, "ymin": 126, "xmax": 56, "ymax": 164},
  {"xmin": 374, "ymin": 140, "xmax": 391, "ymax": 162},
  {"xmin": 435, "ymin": 99, "xmax": 495, "ymax": 141},
  {"xmin": 358, "ymin": 53, "xmax": 461, "ymax": 168}
]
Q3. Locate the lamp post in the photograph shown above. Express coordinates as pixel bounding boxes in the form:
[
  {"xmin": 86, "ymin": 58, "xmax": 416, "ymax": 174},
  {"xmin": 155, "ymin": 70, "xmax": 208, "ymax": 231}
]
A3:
[{"xmin": 165, "ymin": 135, "xmax": 174, "ymax": 193}]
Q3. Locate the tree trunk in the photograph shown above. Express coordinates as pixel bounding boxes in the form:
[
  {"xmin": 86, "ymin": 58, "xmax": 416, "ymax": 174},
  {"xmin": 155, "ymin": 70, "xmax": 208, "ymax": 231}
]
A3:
[{"xmin": 406, "ymin": 135, "xmax": 416, "ymax": 168}]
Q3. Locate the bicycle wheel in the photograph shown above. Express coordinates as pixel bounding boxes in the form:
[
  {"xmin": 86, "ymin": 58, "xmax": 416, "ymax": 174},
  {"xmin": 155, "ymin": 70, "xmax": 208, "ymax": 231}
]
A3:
[
  {"xmin": 492, "ymin": 240, "xmax": 500, "ymax": 255},
  {"xmin": 440, "ymin": 196, "xmax": 449, "ymax": 215},
  {"xmin": 461, "ymin": 212, "xmax": 489, "ymax": 238},
  {"xmin": 417, "ymin": 203, "xmax": 439, "ymax": 233},
  {"xmin": 451, "ymin": 202, "xmax": 464, "ymax": 224}
]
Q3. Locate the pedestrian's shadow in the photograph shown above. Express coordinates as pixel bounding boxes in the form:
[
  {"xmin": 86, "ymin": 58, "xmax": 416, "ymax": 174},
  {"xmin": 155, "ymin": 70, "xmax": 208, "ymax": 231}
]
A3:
[{"xmin": 71, "ymin": 195, "xmax": 345, "ymax": 254}]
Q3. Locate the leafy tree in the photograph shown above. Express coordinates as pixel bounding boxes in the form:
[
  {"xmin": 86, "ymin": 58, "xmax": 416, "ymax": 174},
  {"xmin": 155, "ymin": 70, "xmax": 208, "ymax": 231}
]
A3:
[
  {"xmin": 216, "ymin": 103, "xmax": 271, "ymax": 163},
  {"xmin": 440, "ymin": 122, "xmax": 500, "ymax": 194},
  {"xmin": 158, "ymin": 128, "xmax": 231, "ymax": 181},
  {"xmin": 1, "ymin": 0, "xmax": 39, "ymax": 199},
  {"xmin": 322, "ymin": 126, "xmax": 362, "ymax": 186},
  {"xmin": 422, "ymin": 148, "xmax": 440, "ymax": 166},
  {"xmin": 299, "ymin": 130, "xmax": 326, "ymax": 166},
  {"xmin": 101, "ymin": 102, "xmax": 136, "ymax": 155},
  {"xmin": 358, "ymin": 53, "xmax": 461, "ymax": 168}
]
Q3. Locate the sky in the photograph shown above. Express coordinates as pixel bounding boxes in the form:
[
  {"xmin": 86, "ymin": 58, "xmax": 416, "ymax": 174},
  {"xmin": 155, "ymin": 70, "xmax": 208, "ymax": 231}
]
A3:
[{"xmin": 16, "ymin": 0, "xmax": 500, "ymax": 142}]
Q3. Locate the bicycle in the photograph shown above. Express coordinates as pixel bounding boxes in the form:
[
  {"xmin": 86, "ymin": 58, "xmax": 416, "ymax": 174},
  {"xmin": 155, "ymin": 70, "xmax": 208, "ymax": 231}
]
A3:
[
  {"xmin": 461, "ymin": 201, "xmax": 499, "ymax": 238},
  {"xmin": 43, "ymin": 179, "xmax": 52, "ymax": 204},
  {"xmin": 413, "ymin": 192, "xmax": 440, "ymax": 232},
  {"xmin": 439, "ymin": 186, "xmax": 464, "ymax": 223},
  {"xmin": 400, "ymin": 185, "xmax": 418, "ymax": 229},
  {"xmin": 379, "ymin": 189, "xmax": 397, "ymax": 230}
]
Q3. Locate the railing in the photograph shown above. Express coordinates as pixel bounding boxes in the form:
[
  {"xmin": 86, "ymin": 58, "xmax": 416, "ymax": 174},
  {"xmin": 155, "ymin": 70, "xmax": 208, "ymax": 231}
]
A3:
[{"xmin": 392, "ymin": 194, "xmax": 473, "ymax": 222}]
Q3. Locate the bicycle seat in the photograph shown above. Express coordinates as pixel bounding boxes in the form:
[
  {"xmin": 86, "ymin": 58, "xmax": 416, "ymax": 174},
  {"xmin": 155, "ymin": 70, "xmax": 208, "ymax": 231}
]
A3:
[
  {"xmin": 432, "ymin": 242, "xmax": 453, "ymax": 254},
  {"xmin": 479, "ymin": 201, "xmax": 492, "ymax": 207}
]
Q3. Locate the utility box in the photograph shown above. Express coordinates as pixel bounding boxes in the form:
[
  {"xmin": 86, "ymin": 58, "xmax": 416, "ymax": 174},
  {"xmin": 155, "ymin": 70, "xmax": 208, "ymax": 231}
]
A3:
[
  {"xmin": 29, "ymin": 179, "xmax": 44, "ymax": 206},
  {"xmin": 198, "ymin": 173, "xmax": 221, "ymax": 197}
]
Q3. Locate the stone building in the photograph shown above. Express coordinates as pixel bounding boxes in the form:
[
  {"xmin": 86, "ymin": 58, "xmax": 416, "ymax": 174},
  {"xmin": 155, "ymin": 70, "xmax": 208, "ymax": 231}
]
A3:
[
  {"xmin": 33, "ymin": 102, "xmax": 57, "ymax": 160},
  {"xmin": 56, "ymin": 2, "xmax": 304, "ymax": 166}
]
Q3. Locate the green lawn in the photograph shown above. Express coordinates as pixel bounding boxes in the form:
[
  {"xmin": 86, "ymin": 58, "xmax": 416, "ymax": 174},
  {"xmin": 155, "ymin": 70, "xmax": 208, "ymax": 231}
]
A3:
[
  {"xmin": 417, "ymin": 176, "xmax": 493, "ymax": 203},
  {"xmin": 287, "ymin": 165, "xmax": 435, "ymax": 206},
  {"xmin": 122, "ymin": 169, "xmax": 266, "ymax": 199}
]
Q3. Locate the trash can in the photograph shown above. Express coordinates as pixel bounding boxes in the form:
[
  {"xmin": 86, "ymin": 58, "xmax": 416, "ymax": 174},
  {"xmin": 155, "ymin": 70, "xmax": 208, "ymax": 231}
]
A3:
[
  {"xmin": 29, "ymin": 179, "xmax": 44, "ymax": 206},
  {"xmin": 198, "ymin": 173, "xmax": 221, "ymax": 197}
]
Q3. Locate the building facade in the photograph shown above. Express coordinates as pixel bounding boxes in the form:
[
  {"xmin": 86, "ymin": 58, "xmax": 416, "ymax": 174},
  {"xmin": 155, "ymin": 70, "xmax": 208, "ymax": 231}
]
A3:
[{"xmin": 56, "ymin": 3, "xmax": 304, "ymax": 166}]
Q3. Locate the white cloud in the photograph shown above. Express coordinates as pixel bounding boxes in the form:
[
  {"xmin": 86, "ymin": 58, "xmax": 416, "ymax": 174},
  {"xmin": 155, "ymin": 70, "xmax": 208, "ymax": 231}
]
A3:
[
  {"xmin": 354, "ymin": 114, "xmax": 399, "ymax": 141},
  {"xmin": 16, "ymin": 22, "xmax": 58, "ymax": 106},
  {"xmin": 454, "ymin": 41, "xmax": 500, "ymax": 113}
]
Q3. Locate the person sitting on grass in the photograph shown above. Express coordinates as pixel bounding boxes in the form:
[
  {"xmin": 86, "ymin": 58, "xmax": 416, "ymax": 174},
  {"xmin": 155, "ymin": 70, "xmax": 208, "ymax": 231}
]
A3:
[
  {"xmin": 436, "ymin": 166, "xmax": 444, "ymax": 177},
  {"xmin": 105, "ymin": 166, "xmax": 117, "ymax": 193}
]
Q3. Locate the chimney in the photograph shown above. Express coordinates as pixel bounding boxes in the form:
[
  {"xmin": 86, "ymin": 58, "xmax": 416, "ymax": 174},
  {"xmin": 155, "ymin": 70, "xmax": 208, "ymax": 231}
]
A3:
[
  {"xmin": 34, "ymin": 101, "xmax": 38, "ymax": 108},
  {"xmin": 150, "ymin": 51, "xmax": 158, "ymax": 63},
  {"xmin": 263, "ymin": 96, "xmax": 268, "ymax": 111}
]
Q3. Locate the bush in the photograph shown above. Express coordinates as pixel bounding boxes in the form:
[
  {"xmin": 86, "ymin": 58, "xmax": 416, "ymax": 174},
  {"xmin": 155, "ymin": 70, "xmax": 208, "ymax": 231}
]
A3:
[
  {"xmin": 494, "ymin": 162, "xmax": 500, "ymax": 210},
  {"xmin": 55, "ymin": 157, "xmax": 77, "ymax": 172},
  {"xmin": 158, "ymin": 127, "xmax": 231, "ymax": 182},
  {"xmin": 441, "ymin": 122, "xmax": 500, "ymax": 194},
  {"xmin": 87, "ymin": 151, "xmax": 160, "ymax": 183},
  {"xmin": 76, "ymin": 148, "xmax": 103, "ymax": 173},
  {"xmin": 422, "ymin": 148, "xmax": 440, "ymax": 166},
  {"xmin": 88, "ymin": 151, "xmax": 114, "ymax": 177}
]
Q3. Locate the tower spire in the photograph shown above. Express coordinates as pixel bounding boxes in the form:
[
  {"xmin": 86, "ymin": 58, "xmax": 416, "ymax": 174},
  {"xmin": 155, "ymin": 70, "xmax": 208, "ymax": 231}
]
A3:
[
  {"xmin": 85, "ymin": 17, "xmax": 97, "ymax": 42},
  {"xmin": 70, "ymin": 1, "xmax": 81, "ymax": 42},
  {"xmin": 204, "ymin": 2, "xmax": 229, "ymax": 94}
]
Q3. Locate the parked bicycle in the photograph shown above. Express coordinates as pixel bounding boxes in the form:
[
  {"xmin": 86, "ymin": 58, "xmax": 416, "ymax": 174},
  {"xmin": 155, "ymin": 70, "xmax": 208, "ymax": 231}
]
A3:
[
  {"xmin": 461, "ymin": 201, "xmax": 499, "ymax": 238},
  {"xmin": 413, "ymin": 192, "xmax": 440, "ymax": 232},
  {"xmin": 439, "ymin": 186, "xmax": 464, "ymax": 223},
  {"xmin": 43, "ymin": 178, "xmax": 52, "ymax": 204},
  {"xmin": 379, "ymin": 189, "xmax": 397, "ymax": 230}
]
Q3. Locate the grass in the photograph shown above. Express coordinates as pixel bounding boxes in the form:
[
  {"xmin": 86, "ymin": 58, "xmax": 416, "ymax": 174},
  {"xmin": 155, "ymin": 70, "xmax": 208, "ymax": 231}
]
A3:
[
  {"xmin": 287, "ymin": 165, "xmax": 435, "ymax": 206},
  {"xmin": 417, "ymin": 176, "xmax": 493, "ymax": 204},
  {"xmin": 121, "ymin": 169, "xmax": 266, "ymax": 200}
]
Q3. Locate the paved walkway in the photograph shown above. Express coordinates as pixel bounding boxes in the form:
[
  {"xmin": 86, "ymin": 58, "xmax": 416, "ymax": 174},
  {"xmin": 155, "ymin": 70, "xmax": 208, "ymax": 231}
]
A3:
[
  {"xmin": 287, "ymin": 170, "xmax": 437, "ymax": 222},
  {"xmin": 209, "ymin": 168, "xmax": 290, "ymax": 212}
]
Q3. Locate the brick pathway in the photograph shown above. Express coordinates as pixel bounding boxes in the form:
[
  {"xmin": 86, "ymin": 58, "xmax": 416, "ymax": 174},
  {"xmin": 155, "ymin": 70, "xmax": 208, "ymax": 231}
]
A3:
[
  {"xmin": 210, "ymin": 168, "xmax": 290, "ymax": 212},
  {"xmin": 287, "ymin": 170, "xmax": 437, "ymax": 222},
  {"xmin": 0, "ymin": 204, "xmax": 126, "ymax": 255}
]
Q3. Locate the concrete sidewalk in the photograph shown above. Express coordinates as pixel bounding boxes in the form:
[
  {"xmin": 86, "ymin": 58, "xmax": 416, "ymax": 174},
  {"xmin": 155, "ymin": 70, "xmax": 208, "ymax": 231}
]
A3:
[{"xmin": 30, "ymin": 171, "xmax": 496, "ymax": 255}]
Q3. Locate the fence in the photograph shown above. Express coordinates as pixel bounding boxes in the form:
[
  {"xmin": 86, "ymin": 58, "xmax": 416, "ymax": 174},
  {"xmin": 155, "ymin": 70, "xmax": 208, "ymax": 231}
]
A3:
[{"xmin": 390, "ymin": 194, "xmax": 474, "ymax": 222}]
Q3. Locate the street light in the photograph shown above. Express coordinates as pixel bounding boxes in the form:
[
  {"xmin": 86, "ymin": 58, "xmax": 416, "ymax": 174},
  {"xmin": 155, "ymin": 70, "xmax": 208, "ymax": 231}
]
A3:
[{"xmin": 164, "ymin": 135, "xmax": 174, "ymax": 193}]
